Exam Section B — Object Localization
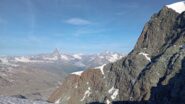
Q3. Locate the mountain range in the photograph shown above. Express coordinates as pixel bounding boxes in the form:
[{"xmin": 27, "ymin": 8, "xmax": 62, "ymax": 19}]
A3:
[{"xmin": 0, "ymin": 49, "xmax": 124, "ymax": 74}]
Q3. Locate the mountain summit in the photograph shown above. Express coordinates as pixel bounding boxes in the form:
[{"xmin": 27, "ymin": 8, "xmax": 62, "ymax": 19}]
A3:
[
  {"xmin": 52, "ymin": 48, "xmax": 61, "ymax": 57},
  {"xmin": 48, "ymin": 2, "xmax": 185, "ymax": 104},
  {"xmin": 166, "ymin": 1, "xmax": 185, "ymax": 13}
]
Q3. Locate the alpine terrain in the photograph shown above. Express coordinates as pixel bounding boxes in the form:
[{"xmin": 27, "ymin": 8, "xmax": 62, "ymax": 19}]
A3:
[
  {"xmin": 48, "ymin": 1, "xmax": 185, "ymax": 104},
  {"xmin": 0, "ymin": 49, "xmax": 123, "ymax": 101}
]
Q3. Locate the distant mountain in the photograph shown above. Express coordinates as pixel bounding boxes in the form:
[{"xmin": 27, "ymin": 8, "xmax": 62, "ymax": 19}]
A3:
[
  {"xmin": 0, "ymin": 50, "xmax": 125, "ymax": 73},
  {"xmin": 48, "ymin": 1, "xmax": 185, "ymax": 104}
]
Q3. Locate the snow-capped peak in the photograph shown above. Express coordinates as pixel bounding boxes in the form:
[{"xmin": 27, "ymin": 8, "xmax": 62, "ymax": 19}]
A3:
[
  {"xmin": 166, "ymin": 1, "xmax": 185, "ymax": 14},
  {"xmin": 108, "ymin": 53, "xmax": 122, "ymax": 62},
  {"xmin": 73, "ymin": 54, "xmax": 82, "ymax": 59}
]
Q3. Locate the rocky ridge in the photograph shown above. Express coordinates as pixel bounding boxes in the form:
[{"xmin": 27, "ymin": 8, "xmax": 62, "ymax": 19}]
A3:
[{"xmin": 48, "ymin": 1, "xmax": 185, "ymax": 104}]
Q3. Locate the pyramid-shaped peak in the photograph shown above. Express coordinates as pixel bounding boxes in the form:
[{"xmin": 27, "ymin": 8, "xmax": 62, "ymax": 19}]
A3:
[
  {"xmin": 166, "ymin": 1, "xmax": 185, "ymax": 14},
  {"xmin": 52, "ymin": 48, "xmax": 60, "ymax": 56}
]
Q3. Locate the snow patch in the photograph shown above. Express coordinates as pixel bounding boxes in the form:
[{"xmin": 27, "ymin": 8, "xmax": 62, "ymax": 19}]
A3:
[
  {"xmin": 0, "ymin": 58, "xmax": 8, "ymax": 63},
  {"xmin": 166, "ymin": 1, "xmax": 185, "ymax": 14},
  {"xmin": 80, "ymin": 87, "xmax": 91, "ymax": 101},
  {"xmin": 0, "ymin": 58, "xmax": 19, "ymax": 67},
  {"xmin": 106, "ymin": 99, "xmax": 111, "ymax": 104},
  {"xmin": 108, "ymin": 86, "xmax": 119, "ymax": 100},
  {"xmin": 73, "ymin": 54, "xmax": 82, "ymax": 59},
  {"xmin": 71, "ymin": 71, "xmax": 84, "ymax": 76},
  {"xmin": 44, "ymin": 56, "xmax": 58, "ymax": 61},
  {"xmin": 94, "ymin": 64, "xmax": 106, "ymax": 75},
  {"xmin": 108, "ymin": 87, "xmax": 115, "ymax": 93},
  {"xmin": 61, "ymin": 55, "xmax": 69, "ymax": 60},
  {"xmin": 111, "ymin": 89, "xmax": 119, "ymax": 100},
  {"xmin": 99, "ymin": 56, "xmax": 104, "ymax": 59},
  {"xmin": 15, "ymin": 57, "xmax": 31, "ymax": 63},
  {"xmin": 55, "ymin": 97, "xmax": 61, "ymax": 104},
  {"xmin": 129, "ymin": 96, "xmax": 133, "ymax": 100},
  {"xmin": 15, "ymin": 57, "xmax": 45, "ymax": 63},
  {"xmin": 131, "ymin": 79, "xmax": 136, "ymax": 85},
  {"xmin": 139, "ymin": 52, "xmax": 151, "ymax": 62}
]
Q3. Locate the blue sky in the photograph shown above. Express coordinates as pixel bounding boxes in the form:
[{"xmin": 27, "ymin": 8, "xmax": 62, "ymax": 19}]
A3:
[{"xmin": 0, "ymin": 0, "xmax": 182, "ymax": 55}]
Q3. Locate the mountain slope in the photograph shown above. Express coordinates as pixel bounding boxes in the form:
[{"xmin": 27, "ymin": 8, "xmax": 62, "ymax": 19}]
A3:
[
  {"xmin": 0, "ymin": 66, "xmax": 62, "ymax": 101},
  {"xmin": 0, "ymin": 96, "xmax": 53, "ymax": 104},
  {"xmin": 48, "ymin": 1, "xmax": 185, "ymax": 104}
]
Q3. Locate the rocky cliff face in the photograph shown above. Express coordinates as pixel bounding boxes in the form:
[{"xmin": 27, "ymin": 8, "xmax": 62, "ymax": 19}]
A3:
[{"xmin": 48, "ymin": 2, "xmax": 185, "ymax": 104}]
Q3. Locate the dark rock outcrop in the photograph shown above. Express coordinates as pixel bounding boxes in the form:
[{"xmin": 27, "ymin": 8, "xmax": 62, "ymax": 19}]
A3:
[{"xmin": 48, "ymin": 3, "xmax": 185, "ymax": 104}]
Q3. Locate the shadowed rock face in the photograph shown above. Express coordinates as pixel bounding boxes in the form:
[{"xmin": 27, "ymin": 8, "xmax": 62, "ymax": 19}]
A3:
[
  {"xmin": 48, "ymin": 5, "xmax": 185, "ymax": 104},
  {"xmin": 149, "ymin": 57, "xmax": 185, "ymax": 104}
]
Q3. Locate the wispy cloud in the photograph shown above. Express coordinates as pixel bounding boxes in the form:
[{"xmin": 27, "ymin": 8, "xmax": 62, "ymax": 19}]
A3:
[{"xmin": 65, "ymin": 18, "xmax": 92, "ymax": 25}]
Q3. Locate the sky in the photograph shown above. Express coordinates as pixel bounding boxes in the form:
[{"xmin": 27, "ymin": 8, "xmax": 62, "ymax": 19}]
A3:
[{"xmin": 0, "ymin": 0, "xmax": 182, "ymax": 55}]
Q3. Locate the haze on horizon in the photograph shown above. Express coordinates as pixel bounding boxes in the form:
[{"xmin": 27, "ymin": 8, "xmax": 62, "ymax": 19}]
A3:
[{"xmin": 0, "ymin": 0, "xmax": 181, "ymax": 56}]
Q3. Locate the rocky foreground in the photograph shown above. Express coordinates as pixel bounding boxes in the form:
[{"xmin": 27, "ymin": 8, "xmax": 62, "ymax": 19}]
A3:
[{"xmin": 0, "ymin": 96, "xmax": 53, "ymax": 104}]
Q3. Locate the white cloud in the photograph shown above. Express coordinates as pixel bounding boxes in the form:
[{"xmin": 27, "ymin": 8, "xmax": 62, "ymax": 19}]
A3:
[{"xmin": 65, "ymin": 18, "xmax": 92, "ymax": 25}]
